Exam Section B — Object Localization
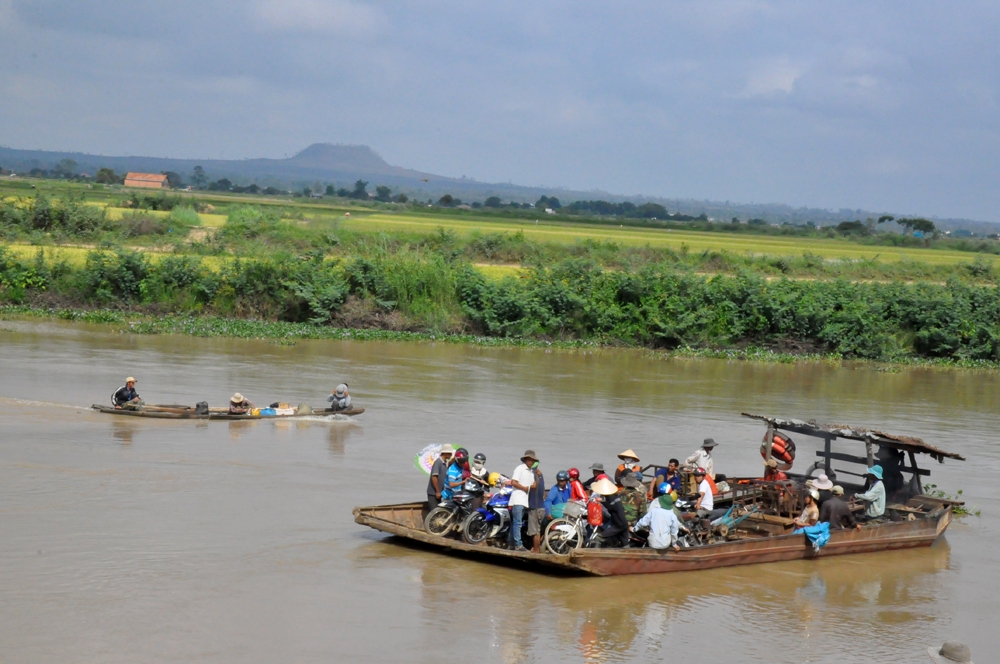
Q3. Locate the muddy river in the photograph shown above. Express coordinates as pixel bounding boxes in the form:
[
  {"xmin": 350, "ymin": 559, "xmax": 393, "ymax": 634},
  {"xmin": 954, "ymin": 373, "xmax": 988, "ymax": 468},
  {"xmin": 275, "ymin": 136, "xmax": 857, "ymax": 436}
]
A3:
[{"xmin": 0, "ymin": 319, "xmax": 996, "ymax": 662}]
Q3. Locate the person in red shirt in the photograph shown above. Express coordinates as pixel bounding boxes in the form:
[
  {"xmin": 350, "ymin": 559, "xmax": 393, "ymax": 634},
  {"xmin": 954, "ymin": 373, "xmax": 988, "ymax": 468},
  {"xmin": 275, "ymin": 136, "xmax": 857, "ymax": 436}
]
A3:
[
  {"xmin": 763, "ymin": 458, "xmax": 788, "ymax": 482},
  {"xmin": 567, "ymin": 467, "xmax": 588, "ymax": 501}
]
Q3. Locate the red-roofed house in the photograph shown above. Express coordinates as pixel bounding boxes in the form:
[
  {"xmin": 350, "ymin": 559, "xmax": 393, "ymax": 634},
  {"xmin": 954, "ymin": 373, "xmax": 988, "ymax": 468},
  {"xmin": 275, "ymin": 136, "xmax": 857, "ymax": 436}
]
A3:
[{"xmin": 124, "ymin": 172, "xmax": 169, "ymax": 189}]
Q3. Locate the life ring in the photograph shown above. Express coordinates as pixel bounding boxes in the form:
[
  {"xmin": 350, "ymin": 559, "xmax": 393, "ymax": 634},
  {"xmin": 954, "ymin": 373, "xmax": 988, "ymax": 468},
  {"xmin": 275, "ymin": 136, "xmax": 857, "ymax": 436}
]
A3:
[{"xmin": 760, "ymin": 433, "xmax": 796, "ymax": 469}]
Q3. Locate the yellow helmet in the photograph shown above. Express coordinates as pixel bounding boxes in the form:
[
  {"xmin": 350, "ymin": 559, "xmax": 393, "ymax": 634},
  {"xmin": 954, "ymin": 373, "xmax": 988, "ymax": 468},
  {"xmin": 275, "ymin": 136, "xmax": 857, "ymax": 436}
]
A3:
[{"xmin": 487, "ymin": 472, "xmax": 502, "ymax": 487}]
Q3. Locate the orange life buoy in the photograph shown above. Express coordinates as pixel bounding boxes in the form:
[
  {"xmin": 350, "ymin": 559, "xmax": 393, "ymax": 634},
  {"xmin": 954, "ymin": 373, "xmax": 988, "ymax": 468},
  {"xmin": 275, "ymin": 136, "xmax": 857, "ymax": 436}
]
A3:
[{"xmin": 760, "ymin": 433, "xmax": 796, "ymax": 465}]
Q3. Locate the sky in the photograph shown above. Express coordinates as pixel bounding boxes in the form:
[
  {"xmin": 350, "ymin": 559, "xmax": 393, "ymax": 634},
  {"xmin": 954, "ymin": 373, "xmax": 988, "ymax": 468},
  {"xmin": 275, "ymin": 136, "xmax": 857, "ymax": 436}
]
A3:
[{"xmin": 1, "ymin": 1, "xmax": 998, "ymax": 220}]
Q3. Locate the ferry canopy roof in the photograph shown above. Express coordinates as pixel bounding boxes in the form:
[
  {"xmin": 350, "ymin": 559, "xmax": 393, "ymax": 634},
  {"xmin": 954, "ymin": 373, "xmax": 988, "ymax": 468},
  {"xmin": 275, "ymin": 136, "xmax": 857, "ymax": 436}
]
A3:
[{"xmin": 742, "ymin": 413, "xmax": 966, "ymax": 462}]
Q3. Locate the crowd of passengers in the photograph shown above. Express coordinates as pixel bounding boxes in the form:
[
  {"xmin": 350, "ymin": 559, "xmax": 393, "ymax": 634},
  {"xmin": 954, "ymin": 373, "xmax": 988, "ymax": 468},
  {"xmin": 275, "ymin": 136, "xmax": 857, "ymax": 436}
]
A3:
[{"xmin": 426, "ymin": 438, "xmax": 891, "ymax": 553}]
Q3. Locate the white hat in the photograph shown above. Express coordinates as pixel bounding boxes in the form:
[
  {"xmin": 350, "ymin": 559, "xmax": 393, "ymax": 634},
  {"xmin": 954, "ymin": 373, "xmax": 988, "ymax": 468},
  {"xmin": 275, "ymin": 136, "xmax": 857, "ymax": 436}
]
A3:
[
  {"xmin": 126, "ymin": 376, "xmax": 136, "ymax": 383},
  {"xmin": 439, "ymin": 444, "xmax": 455, "ymax": 456},
  {"xmin": 334, "ymin": 383, "xmax": 348, "ymax": 396},
  {"xmin": 231, "ymin": 393, "xmax": 244, "ymax": 403},
  {"xmin": 813, "ymin": 474, "xmax": 834, "ymax": 490}
]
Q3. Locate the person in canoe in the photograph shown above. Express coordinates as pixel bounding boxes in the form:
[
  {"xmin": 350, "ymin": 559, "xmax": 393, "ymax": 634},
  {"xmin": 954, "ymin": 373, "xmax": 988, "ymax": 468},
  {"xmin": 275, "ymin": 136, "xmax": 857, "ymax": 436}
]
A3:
[
  {"xmin": 229, "ymin": 393, "xmax": 255, "ymax": 415},
  {"xmin": 327, "ymin": 384, "xmax": 352, "ymax": 412},
  {"xmin": 112, "ymin": 377, "xmax": 142, "ymax": 410}
]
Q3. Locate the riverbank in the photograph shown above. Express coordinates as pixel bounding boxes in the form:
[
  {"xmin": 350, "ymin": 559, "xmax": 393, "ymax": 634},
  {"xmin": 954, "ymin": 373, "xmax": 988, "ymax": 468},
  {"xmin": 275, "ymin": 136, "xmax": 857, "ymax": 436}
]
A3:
[{"xmin": 4, "ymin": 305, "xmax": 999, "ymax": 371}]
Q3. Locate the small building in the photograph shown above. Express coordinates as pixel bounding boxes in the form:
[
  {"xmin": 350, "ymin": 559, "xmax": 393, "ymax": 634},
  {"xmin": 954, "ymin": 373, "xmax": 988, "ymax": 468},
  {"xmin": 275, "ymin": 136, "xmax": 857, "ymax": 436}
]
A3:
[{"xmin": 124, "ymin": 172, "xmax": 169, "ymax": 189}]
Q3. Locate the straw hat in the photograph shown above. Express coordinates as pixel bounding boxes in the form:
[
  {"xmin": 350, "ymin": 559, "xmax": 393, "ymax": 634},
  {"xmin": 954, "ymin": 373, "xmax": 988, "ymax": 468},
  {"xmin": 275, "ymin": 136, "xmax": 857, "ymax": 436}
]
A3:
[
  {"xmin": 813, "ymin": 474, "xmax": 834, "ymax": 491},
  {"xmin": 591, "ymin": 478, "xmax": 619, "ymax": 496},
  {"xmin": 231, "ymin": 393, "xmax": 244, "ymax": 403},
  {"xmin": 617, "ymin": 449, "xmax": 640, "ymax": 462},
  {"xmin": 927, "ymin": 642, "xmax": 973, "ymax": 663},
  {"xmin": 125, "ymin": 376, "xmax": 136, "ymax": 383}
]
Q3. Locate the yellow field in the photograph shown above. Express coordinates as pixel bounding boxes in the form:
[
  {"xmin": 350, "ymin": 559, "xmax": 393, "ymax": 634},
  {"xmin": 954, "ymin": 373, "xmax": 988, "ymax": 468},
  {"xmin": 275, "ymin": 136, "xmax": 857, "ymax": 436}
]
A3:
[
  {"xmin": 339, "ymin": 212, "xmax": 996, "ymax": 266},
  {"xmin": 103, "ymin": 207, "xmax": 227, "ymax": 226},
  {"xmin": 2, "ymin": 244, "xmax": 227, "ymax": 270}
]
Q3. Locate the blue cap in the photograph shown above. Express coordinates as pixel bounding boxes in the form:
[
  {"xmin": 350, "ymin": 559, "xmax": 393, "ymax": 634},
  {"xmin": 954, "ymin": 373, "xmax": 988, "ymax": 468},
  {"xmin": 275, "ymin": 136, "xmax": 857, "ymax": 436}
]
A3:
[{"xmin": 867, "ymin": 465, "xmax": 883, "ymax": 480}]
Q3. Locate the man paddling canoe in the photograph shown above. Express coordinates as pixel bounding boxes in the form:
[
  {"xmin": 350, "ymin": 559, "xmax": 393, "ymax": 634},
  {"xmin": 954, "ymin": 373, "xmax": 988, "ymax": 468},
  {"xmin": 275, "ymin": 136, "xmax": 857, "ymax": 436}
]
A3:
[{"xmin": 112, "ymin": 377, "xmax": 142, "ymax": 410}]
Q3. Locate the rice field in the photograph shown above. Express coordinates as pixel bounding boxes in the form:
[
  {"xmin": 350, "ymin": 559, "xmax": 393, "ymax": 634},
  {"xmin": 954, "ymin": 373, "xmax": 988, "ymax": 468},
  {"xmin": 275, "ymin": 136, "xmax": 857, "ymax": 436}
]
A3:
[{"xmin": 339, "ymin": 212, "xmax": 998, "ymax": 266}]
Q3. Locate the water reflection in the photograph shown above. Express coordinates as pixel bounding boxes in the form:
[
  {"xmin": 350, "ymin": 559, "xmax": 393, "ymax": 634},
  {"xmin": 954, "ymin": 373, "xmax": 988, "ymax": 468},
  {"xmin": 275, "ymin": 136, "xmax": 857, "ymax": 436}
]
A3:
[
  {"xmin": 398, "ymin": 542, "xmax": 951, "ymax": 664},
  {"xmin": 110, "ymin": 420, "xmax": 140, "ymax": 446}
]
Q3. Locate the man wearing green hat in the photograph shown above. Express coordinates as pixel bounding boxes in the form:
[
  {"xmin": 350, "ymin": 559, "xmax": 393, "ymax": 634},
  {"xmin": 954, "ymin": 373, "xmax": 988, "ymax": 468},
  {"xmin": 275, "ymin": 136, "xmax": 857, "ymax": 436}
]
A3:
[{"xmin": 854, "ymin": 465, "xmax": 886, "ymax": 521}]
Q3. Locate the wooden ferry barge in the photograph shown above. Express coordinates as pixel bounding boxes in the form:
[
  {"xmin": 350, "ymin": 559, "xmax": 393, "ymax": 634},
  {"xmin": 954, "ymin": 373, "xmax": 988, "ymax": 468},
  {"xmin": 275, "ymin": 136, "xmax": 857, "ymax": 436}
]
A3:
[
  {"xmin": 91, "ymin": 403, "xmax": 364, "ymax": 420},
  {"xmin": 354, "ymin": 414, "xmax": 965, "ymax": 577}
]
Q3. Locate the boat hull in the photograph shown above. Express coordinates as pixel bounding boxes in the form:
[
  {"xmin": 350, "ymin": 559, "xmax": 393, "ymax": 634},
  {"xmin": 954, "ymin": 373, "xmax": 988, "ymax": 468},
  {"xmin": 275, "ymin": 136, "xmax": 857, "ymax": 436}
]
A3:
[
  {"xmin": 353, "ymin": 501, "xmax": 951, "ymax": 577},
  {"xmin": 91, "ymin": 404, "xmax": 365, "ymax": 420}
]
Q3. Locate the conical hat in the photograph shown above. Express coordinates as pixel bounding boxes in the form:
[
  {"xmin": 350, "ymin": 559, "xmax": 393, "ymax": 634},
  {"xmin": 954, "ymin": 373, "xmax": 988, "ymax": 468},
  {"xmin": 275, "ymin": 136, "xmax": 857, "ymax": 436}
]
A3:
[
  {"xmin": 617, "ymin": 449, "xmax": 639, "ymax": 461},
  {"xmin": 591, "ymin": 478, "xmax": 619, "ymax": 495}
]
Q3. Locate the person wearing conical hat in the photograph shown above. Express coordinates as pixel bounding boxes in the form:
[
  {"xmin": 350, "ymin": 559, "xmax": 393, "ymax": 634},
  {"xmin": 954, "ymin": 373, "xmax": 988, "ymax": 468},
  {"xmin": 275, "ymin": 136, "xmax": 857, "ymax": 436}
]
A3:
[
  {"xmin": 591, "ymin": 477, "xmax": 629, "ymax": 548},
  {"xmin": 228, "ymin": 392, "xmax": 255, "ymax": 415},
  {"xmin": 684, "ymin": 438, "xmax": 718, "ymax": 480},
  {"xmin": 614, "ymin": 449, "xmax": 641, "ymax": 486}
]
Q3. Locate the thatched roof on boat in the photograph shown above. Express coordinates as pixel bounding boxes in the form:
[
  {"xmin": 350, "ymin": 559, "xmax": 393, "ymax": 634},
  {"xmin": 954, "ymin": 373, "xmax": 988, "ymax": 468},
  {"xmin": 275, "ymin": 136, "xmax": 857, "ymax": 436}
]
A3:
[{"xmin": 742, "ymin": 413, "xmax": 966, "ymax": 462}]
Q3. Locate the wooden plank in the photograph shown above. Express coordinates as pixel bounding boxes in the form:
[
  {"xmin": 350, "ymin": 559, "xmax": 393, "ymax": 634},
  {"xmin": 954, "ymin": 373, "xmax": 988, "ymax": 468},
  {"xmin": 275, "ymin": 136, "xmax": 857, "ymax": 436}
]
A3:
[{"xmin": 818, "ymin": 451, "xmax": 930, "ymax": 475}]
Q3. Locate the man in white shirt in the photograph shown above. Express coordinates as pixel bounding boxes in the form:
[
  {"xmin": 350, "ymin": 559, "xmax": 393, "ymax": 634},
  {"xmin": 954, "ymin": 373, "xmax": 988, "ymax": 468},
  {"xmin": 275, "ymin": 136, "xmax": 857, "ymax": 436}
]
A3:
[
  {"xmin": 694, "ymin": 467, "xmax": 714, "ymax": 518},
  {"xmin": 684, "ymin": 438, "xmax": 717, "ymax": 480},
  {"xmin": 507, "ymin": 450, "xmax": 537, "ymax": 552},
  {"xmin": 634, "ymin": 494, "xmax": 682, "ymax": 551}
]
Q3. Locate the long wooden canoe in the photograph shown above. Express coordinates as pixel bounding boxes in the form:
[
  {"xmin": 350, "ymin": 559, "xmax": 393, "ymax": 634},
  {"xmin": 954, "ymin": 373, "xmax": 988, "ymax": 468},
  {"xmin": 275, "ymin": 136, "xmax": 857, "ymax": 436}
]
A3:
[
  {"xmin": 91, "ymin": 404, "xmax": 365, "ymax": 420},
  {"xmin": 353, "ymin": 499, "xmax": 953, "ymax": 577}
]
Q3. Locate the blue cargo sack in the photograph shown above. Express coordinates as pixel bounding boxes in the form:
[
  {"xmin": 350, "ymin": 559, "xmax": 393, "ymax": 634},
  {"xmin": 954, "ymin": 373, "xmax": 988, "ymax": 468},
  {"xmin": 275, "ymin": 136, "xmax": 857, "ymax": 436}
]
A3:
[
  {"xmin": 259, "ymin": 408, "xmax": 277, "ymax": 417},
  {"xmin": 549, "ymin": 503, "xmax": 566, "ymax": 519}
]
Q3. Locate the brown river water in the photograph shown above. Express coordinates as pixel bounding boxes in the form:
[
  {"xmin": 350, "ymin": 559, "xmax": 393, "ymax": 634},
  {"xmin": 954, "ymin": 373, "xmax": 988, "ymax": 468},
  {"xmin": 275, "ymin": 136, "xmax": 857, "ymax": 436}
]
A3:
[{"xmin": 1, "ymin": 319, "xmax": 997, "ymax": 663}]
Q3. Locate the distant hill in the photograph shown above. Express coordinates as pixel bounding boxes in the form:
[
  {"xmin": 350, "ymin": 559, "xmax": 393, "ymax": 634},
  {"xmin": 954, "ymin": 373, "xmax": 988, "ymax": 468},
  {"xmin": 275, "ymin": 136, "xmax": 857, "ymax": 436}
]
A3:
[{"xmin": 0, "ymin": 142, "xmax": 995, "ymax": 231}]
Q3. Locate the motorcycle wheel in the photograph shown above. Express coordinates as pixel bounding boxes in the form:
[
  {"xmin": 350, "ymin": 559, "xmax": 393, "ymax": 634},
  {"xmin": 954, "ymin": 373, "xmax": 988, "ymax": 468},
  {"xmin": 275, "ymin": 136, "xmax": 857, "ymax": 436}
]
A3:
[
  {"xmin": 544, "ymin": 518, "xmax": 582, "ymax": 556},
  {"xmin": 424, "ymin": 507, "xmax": 457, "ymax": 536},
  {"xmin": 461, "ymin": 512, "xmax": 492, "ymax": 545}
]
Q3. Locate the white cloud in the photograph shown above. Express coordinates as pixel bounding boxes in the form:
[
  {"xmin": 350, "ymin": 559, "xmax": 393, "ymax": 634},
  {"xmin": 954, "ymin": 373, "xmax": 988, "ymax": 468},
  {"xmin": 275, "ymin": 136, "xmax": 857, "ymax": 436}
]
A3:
[
  {"xmin": 255, "ymin": 0, "xmax": 383, "ymax": 35},
  {"xmin": 743, "ymin": 59, "xmax": 805, "ymax": 96}
]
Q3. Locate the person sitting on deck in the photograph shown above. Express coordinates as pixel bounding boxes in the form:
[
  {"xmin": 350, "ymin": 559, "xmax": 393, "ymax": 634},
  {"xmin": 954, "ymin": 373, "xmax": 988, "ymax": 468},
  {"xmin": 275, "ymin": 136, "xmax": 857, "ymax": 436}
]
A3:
[
  {"xmin": 820, "ymin": 486, "xmax": 861, "ymax": 530},
  {"xmin": 327, "ymin": 384, "xmax": 352, "ymax": 411},
  {"xmin": 567, "ymin": 468, "xmax": 588, "ymax": 502},
  {"xmin": 648, "ymin": 459, "xmax": 681, "ymax": 500},
  {"xmin": 582, "ymin": 463, "xmax": 610, "ymax": 490},
  {"xmin": 633, "ymin": 493, "xmax": 681, "ymax": 551},
  {"xmin": 763, "ymin": 458, "xmax": 788, "ymax": 482},
  {"xmin": 592, "ymin": 478, "xmax": 629, "ymax": 548},
  {"xmin": 544, "ymin": 471, "xmax": 571, "ymax": 518},
  {"xmin": 854, "ymin": 466, "xmax": 887, "ymax": 521},
  {"xmin": 614, "ymin": 450, "xmax": 641, "ymax": 486},
  {"xmin": 228, "ymin": 393, "xmax": 255, "ymax": 415},
  {"xmin": 620, "ymin": 472, "xmax": 649, "ymax": 527},
  {"xmin": 112, "ymin": 377, "xmax": 141, "ymax": 410},
  {"xmin": 793, "ymin": 488, "xmax": 820, "ymax": 528},
  {"xmin": 684, "ymin": 438, "xmax": 717, "ymax": 480}
]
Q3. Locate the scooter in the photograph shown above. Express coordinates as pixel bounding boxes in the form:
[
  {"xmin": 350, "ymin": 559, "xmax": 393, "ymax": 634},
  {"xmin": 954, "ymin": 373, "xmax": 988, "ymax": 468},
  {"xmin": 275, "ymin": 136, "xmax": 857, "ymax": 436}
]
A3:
[
  {"xmin": 424, "ymin": 479, "xmax": 486, "ymax": 536},
  {"xmin": 460, "ymin": 486, "xmax": 513, "ymax": 545}
]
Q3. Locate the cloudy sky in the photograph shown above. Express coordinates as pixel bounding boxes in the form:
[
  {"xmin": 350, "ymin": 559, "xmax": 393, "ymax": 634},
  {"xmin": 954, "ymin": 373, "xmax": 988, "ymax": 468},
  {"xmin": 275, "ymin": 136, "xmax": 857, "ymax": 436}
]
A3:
[{"xmin": 1, "ymin": 1, "xmax": 998, "ymax": 219}]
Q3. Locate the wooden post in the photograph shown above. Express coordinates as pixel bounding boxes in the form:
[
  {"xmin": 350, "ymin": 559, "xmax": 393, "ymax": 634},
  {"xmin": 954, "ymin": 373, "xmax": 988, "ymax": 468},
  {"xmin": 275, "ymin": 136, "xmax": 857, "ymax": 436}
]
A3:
[
  {"xmin": 823, "ymin": 435, "xmax": 833, "ymax": 477},
  {"xmin": 865, "ymin": 440, "xmax": 874, "ymax": 468},
  {"xmin": 908, "ymin": 450, "xmax": 923, "ymax": 495}
]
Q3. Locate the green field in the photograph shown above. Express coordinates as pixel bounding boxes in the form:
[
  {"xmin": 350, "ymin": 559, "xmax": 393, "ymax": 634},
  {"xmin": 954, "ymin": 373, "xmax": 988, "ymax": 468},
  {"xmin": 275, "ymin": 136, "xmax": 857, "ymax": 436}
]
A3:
[{"xmin": 339, "ymin": 211, "xmax": 997, "ymax": 266}]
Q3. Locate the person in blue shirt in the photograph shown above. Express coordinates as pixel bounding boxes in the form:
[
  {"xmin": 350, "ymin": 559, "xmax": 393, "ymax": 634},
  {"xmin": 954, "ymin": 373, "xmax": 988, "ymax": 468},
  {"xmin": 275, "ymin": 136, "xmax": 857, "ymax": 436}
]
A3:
[
  {"xmin": 544, "ymin": 470, "xmax": 572, "ymax": 518},
  {"xmin": 443, "ymin": 450, "xmax": 467, "ymax": 500}
]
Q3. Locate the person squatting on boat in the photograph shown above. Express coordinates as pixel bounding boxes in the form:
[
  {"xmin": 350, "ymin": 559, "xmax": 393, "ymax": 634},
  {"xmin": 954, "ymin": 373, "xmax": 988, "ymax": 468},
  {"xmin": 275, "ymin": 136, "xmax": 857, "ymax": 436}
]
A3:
[
  {"xmin": 854, "ymin": 465, "xmax": 887, "ymax": 521},
  {"xmin": 112, "ymin": 377, "xmax": 142, "ymax": 410},
  {"xmin": 229, "ymin": 393, "xmax": 255, "ymax": 415},
  {"xmin": 327, "ymin": 384, "xmax": 352, "ymax": 412},
  {"xmin": 633, "ymin": 490, "xmax": 682, "ymax": 552}
]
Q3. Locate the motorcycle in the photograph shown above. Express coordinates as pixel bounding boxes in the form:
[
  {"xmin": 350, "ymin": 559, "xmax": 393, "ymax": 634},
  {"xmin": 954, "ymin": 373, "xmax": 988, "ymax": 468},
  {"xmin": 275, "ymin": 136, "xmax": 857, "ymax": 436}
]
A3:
[
  {"xmin": 543, "ymin": 499, "xmax": 598, "ymax": 555},
  {"xmin": 460, "ymin": 485, "xmax": 513, "ymax": 545},
  {"xmin": 424, "ymin": 479, "xmax": 486, "ymax": 536}
]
